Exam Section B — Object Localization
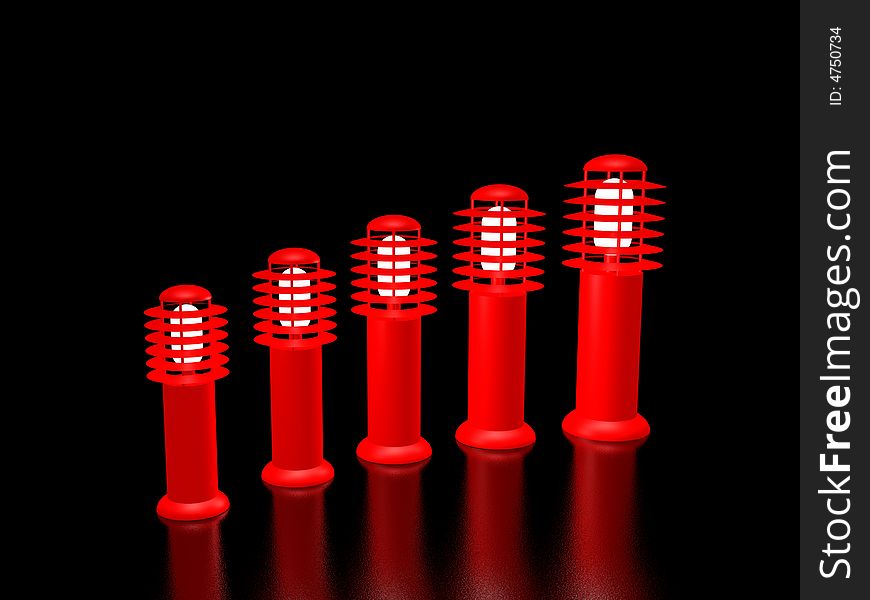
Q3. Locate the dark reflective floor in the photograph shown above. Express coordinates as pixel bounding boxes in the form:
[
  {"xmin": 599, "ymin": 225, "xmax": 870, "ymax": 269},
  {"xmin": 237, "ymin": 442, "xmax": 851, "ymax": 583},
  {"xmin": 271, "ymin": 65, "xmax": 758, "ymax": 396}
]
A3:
[{"xmin": 152, "ymin": 434, "xmax": 660, "ymax": 600}]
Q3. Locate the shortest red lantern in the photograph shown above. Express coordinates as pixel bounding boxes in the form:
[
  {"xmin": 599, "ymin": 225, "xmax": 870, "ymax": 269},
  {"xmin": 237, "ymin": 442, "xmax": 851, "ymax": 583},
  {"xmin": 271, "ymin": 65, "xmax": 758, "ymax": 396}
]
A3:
[
  {"xmin": 145, "ymin": 285, "xmax": 230, "ymax": 521},
  {"xmin": 253, "ymin": 248, "xmax": 337, "ymax": 488},
  {"xmin": 352, "ymin": 215, "xmax": 437, "ymax": 465},
  {"xmin": 453, "ymin": 184, "xmax": 544, "ymax": 449}
]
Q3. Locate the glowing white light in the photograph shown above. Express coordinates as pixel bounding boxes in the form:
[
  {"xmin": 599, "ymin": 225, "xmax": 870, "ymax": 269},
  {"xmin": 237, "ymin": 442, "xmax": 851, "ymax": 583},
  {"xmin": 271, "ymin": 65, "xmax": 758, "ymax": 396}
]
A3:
[
  {"xmin": 377, "ymin": 235, "xmax": 411, "ymax": 297},
  {"xmin": 170, "ymin": 304, "xmax": 203, "ymax": 364},
  {"xmin": 480, "ymin": 206, "xmax": 517, "ymax": 271},
  {"xmin": 593, "ymin": 178, "xmax": 634, "ymax": 248},
  {"xmin": 278, "ymin": 267, "xmax": 312, "ymax": 327}
]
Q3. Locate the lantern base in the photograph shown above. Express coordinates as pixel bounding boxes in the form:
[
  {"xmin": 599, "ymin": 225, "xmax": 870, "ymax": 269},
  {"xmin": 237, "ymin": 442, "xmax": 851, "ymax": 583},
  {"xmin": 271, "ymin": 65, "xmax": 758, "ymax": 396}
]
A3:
[
  {"xmin": 561, "ymin": 410, "xmax": 650, "ymax": 442},
  {"xmin": 455, "ymin": 421, "xmax": 536, "ymax": 450},
  {"xmin": 261, "ymin": 459, "xmax": 335, "ymax": 488},
  {"xmin": 356, "ymin": 437, "xmax": 432, "ymax": 465},
  {"xmin": 156, "ymin": 491, "xmax": 230, "ymax": 522}
]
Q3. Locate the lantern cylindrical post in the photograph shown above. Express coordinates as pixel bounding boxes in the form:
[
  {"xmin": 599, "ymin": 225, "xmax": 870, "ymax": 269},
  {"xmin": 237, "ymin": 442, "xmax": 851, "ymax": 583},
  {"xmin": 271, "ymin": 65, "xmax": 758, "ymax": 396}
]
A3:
[{"xmin": 366, "ymin": 315, "xmax": 422, "ymax": 448}]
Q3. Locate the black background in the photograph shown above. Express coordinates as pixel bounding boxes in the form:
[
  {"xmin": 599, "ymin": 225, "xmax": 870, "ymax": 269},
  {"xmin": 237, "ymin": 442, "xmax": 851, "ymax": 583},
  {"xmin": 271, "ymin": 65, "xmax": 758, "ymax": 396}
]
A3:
[{"xmin": 96, "ymin": 10, "xmax": 793, "ymax": 599}]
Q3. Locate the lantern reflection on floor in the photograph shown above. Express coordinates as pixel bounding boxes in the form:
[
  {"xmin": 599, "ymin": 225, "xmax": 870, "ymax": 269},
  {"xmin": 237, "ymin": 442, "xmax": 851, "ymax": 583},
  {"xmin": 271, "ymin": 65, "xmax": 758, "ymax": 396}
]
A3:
[
  {"xmin": 266, "ymin": 484, "xmax": 332, "ymax": 599},
  {"xmin": 456, "ymin": 443, "xmax": 533, "ymax": 599},
  {"xmin": 560, "ymin": 435, "xmax": 653, "ymax": 599},
  {"xmin": 162, "ymin": 514, "xmax": 228, "ymax": 600},
  {"xmin": 357, "ymin": 459, "xmax": 431, "ymax": 598}
]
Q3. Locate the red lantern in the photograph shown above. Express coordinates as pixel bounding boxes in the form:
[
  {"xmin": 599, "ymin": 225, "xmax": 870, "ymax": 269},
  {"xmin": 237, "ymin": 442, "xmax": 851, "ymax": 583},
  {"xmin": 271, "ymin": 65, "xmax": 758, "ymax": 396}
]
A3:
[
  {"xmin": 145, "ymin": 285, "xmax": 230, "ymax": 520},
  {"xmin": 352, "ymin": 215, "xmax": 437, "ymax": 464},
  {"xmin": 253, "ymin": 248, "xmax": 337, "ymax": 487},
  {"xmin": 453, "ymin": 184, "xmax": 544, "ymax": 449},
  {"xmin": 562, "ymin": 154, "xmax": 665, "ymax": 441}
]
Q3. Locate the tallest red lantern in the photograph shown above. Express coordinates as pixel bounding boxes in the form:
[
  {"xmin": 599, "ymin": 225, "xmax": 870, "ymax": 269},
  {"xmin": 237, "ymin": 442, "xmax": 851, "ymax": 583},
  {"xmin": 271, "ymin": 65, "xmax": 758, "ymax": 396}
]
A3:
[{"xmin": 562, "ymin": 154, "xmax": 665, "ymax": 442}]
